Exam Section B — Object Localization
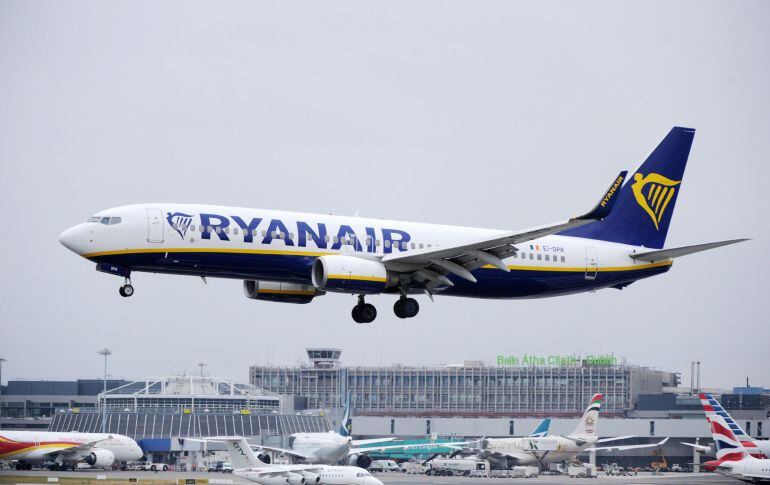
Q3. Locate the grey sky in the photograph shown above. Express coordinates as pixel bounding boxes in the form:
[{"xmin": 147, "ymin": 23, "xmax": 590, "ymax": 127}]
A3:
[{"xmin": 1, "ymin": 1, "xmax": 767, "ymax": 389}]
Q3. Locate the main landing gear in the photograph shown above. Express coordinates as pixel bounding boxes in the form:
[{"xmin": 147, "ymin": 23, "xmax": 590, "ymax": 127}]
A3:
[
  {"xmin": 394, "ymin": 296, "xmax": 419, "ymax": 319},
  {"xmin": 119, "ymin": 277, "xmax": 134, "ymax": 298},
  {"xmin": 352, "ymin": 295, "xmax": 377, "ymax": 324}
]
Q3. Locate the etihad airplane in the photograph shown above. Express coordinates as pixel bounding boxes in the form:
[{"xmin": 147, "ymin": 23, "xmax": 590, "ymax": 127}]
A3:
[
  {"xmin": 0, "ymin": 431, "xmax": 143, "ymax": 470},
  {"xmin": 477, "ymin": 394, "xmax": 668, "ymax": 468},
  {"xmin": 703, "ymin": 414, "xmax": 770, "ymax": 483},
  {"xmin": 200, "ymin": 437, "xmax": 382, "ymax": 485},
  {"xmin": 682, "ymin": 393, "xmax": 770, "ymax": 459},
  {"xmin": 59, "ymin": 127, "xmax": 746, "ymax": 322}
]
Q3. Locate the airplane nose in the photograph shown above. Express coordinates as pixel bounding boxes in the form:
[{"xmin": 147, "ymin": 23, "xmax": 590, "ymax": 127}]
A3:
[
  {"xmin": 365, "ymin": 477, "xmax": 382, "ymax": 485},
  {"xmin": 58, "ymin": 224, "xmax": 88, "ymax": 255}
]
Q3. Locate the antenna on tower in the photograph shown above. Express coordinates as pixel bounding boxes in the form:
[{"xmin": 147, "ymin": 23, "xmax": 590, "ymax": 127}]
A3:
[{"xmin": 198, "ymin": 362, "xmax": 207, "ymax": 377}]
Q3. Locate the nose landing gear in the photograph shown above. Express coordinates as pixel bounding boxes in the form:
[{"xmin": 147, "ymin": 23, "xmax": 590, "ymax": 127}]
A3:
[
  {"xmin": 119, "ymin": 277, "xmax": 134, "ymax": 297},
  {"xmin": 394, "ymin": 296, "xmax": 419, "ymax": 318},
  {"xmin": 352, "ymin": 295, "xmax": 377, "ymax": 323}
]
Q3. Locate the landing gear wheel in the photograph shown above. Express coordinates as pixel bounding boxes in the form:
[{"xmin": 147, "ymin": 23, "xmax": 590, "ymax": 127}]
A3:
[
  {"xmin": 119, "ymin": 284, "xmax": 134, "ymax": 297},
  {"xmin": 394, "ymin": 297, "xmax": 419, "ymax": 318},
  {"xmin": 352, "ymin": 302, "xmax": 377, "ymax": 323}
]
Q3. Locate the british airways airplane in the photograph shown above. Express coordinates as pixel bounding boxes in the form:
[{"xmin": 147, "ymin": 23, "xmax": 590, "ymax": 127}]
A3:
[{"xmin": 59, "ymin": 127, "xmax": 745, "ymax": 322}]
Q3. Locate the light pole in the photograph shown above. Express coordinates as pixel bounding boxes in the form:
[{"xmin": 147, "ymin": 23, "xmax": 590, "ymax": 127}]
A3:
[
  {"xmin": 98, "ymin": 348, "xmax": 112, "ymax": 433},
  {"xmin": 0, "ymin": 357, "xmax": 6, "ymax": 429}
]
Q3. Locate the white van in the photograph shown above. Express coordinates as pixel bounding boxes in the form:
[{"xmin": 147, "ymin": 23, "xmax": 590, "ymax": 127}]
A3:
[
  {"xmin": 427, "ymin": 458, "xmax": 490, "ymax": 477},
  {"xmin": 369, "ymin": 460, "xmax": 400, "ymax": 472}
]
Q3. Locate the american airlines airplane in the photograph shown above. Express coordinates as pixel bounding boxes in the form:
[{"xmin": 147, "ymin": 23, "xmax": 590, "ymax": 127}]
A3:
[
  {"xmin": 0, "ymin": 431, "xmax": 143, "ymax": 470},
  {"xmin": 59, "ymin": 127, "xmax": 746, "ymax": 322}
]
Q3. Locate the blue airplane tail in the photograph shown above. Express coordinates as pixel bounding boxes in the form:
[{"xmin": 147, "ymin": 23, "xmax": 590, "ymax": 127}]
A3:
[
  {"xmin": 529, "ymin": 417, "xmax": 551, "ymax": 437},
  {"xmin": 561, "ymin": 127, "xmax": 695, "ymax": 249}
]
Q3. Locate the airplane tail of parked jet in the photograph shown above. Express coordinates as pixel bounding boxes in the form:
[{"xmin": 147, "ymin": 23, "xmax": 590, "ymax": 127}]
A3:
[
  {"xmin": 708, "ymin": 415, "xmax": 751, "ymax": 464},
  {"xmin": 561, "ymin": 127, "xmax": 693, "ymax": 249},
  {"xmin": 340, "ymin": 391, "xmax": 352, "ymax": 437},
  {"xmin": 569, "ymin": 394, "xmax": 603, "ymax": 438},
  {"xmin": 529, "ymin": 418, "xmax": 551, "ymax": 438},
  {"xmin": 699, "ymin": 393, "xmax": 768, "ymax": 459},
  {"xmin": 217, "ymin": 437, "xmax": 267, "ymax": 469}
]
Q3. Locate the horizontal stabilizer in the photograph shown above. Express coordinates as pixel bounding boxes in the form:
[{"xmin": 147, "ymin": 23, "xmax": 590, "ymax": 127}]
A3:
[{"xmin": 630, "ymin": 239, "xmax": 748, "ymax": 262}]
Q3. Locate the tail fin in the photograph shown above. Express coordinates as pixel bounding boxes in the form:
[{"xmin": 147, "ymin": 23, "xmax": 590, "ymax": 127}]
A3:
[
  {"xmin": 700, "ymin": 393, "xmax": 756, "ymax": 446},
  {"xmin": 709, "ymin": 415, "xmax": 750, "ymax": 462},
  {"xmin": 217, "ymin": 437, "xmax": 267, "ymax": 469},
  {"xmin": 560, "ymin": 127, "xmax": 695, "ymax": 249},
  {"xmin": 529, "ymin": 418, "xmax": 551, "ymax": 437},
  {"xmin": 339, "ymin": 390, "xmax": 352, "ymax": 437},
  {"xmin": 571, "ymin": 394, "xmax": 602, "ymax": 437}
]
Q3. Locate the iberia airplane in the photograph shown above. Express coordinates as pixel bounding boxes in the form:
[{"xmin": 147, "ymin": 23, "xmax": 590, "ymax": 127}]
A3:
[
  {"xmin": 59, "ymin": 127, "xmax": 746, "ymax": 322},
  {"xmin": 0, "ymin": 431, "xmax": 143, "ymax": 470}
]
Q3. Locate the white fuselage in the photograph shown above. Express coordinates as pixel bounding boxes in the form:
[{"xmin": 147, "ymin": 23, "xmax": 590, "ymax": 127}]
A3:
[
  {"xmin": 59, "ymin": 203, "xmax": 671, "ymax": 299},
  {"xmin": 238, "ymin": 464, "xmax": 381, "ymax": 485},
  {"xmin": 484, "ymin": 435, "xmax": 597, "ymax": 466},
  {"xmin": 711, "ymin": 458, "xmax": 770, "ymax": 483},
  {"xmin": 0, "ymin": 431, "xmax": 143, "ymax": 465},
  {"xmin": 290, "ymin": 432, "xmax": 352, "ymax": 463}
]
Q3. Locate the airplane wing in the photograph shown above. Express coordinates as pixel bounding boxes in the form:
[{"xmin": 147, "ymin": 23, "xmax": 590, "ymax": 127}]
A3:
[
  {"xmin": 349, "ymin": 441, "xmax": 471, "ymax": 455},
  {"xmin": 251, "ymin": 445, "xmax": 313, "ymax": 461},
  {"xmin": 681, "ymin": 442, "xmax": 710, "ymax": 454},
  {"xmin": 351, "ymin": 438, "xmax": 395, "ymax": 446},
  {"xmin": 381, "ymin": 172, "xmax": 626, "ymax": 290},
  {"xmin": 43, "ymin": 436, "xmax": 114, "ymax": 458},
  {"xmin": 630, "ymin": 239, "xmax": 748, "ymax": 262},
  {"xmin": 585, "ymin": 437, "xmax": 669, "ymax": 452},
  {"xmin": 594, "ymin": 435, "xmax": 635, "ymax": 444}
]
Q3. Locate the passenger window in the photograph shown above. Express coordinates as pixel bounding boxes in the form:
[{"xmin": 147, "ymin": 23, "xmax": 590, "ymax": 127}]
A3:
[
  {"xmin": 325, "ymin": 235, "xmax": 331, "ymax": 242},
  {"xmin": 271, "ymin": 231, "xmax": 277, "ymax": 238},
  {"xmin": 537, "ymin": 254, "xmax": 542, "ymax": 260},
  {"xmin": 545, "ymin": 254, "xmax": 550, "ymax": 261},
  {"xmin": 252, "ymin": 229, "xmax": 258, "ymax": 236},
  {"xmin": 224, "ymin": 227, "xmax": 230, "ymax": 234},
  {"xmin": 333, "ymin": 236, "xmax": 339, "ymax": 243},
  {"xmin": 376, "ymin": 240, "xmax": 381, "ymax": 247},
  {"xmin": 190, "ymin": 224, "xmax": 196, "ymax": 231},
  {"xmin": 419, "ymin": 243, "xmax": 424, "ymax": 249},
  {"xmin": 385, "ymin": 240, "xmax": 391, "ymax": 248},
  {"xmin": 289, "ymin": 233, "xmax": 294, "ymax": 239},
  {"xmin": 411, "ymin": 242, "xmax": 416, "ymax": 249},
  {"xmin": 233, "ymin": 228, "xmax": 239, "ymax": 235},
  {"xmin": 529, "ymin": 253, "xmax": 534, "ymax": 260},
  {"xmin": 427, "ymin": 244, "xmax": 432, "ymax": 248},
  {"xmin": 215, "ymin": 227, "xmax": 222, "ymax": 234},
  {"xmin": 561, "ymin": 256, "xmax": 565, "ymax": 262},
  {"xmin": 262, "ymin": 230, "xmax": 267, "ymax": 237}
]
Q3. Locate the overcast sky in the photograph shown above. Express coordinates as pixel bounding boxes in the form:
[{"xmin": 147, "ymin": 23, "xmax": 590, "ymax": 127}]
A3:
[{"xmin": 1, "ymin": 1, "xmax": 767, "ymax": 390}]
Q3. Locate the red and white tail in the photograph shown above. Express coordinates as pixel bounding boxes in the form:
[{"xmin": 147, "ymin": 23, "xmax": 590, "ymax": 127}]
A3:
[{"xmin": 710, "ymin": 415, "xmax": 749, "ymax": 462}]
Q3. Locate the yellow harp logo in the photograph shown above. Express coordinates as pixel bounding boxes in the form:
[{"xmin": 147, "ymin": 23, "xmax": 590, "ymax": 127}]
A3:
[{"xmin": 631, "ymin": 172, "xmax": 681, "ymax": 230}]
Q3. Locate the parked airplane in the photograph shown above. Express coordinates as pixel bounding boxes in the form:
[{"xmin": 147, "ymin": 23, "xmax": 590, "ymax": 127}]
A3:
[
  {"xmin": 703, "ymin": 414, "xmax": 770, "ymax": 482},
  {"xmin": 357, "ymin": 418, "xmax": 551, "ymax": 461},
  {"xmin": 0, "ymin": 431, "xmax": 143, "ymax": 470},
  {"xmin": 209, "ymin": 436, "xmax": 382, "ymax": 485},
  {"xmin": 682, "ymin": 393, "xmax": 770, "ymax": 459},
  {"xmin": 59, "ymin": 127, "xmax": 746, "ymax": 322},
  {"xmin": 252, "ymin": 394, "xmax": 463, "ymax": 468},
  {"xmin": 476, "ymin": 394, "xmax": 667, "ymax": 468}
]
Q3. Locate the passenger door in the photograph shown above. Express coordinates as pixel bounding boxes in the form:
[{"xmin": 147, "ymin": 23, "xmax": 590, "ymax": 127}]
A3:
[
  {"xmin": 147, "ymin": 208, "xmax": 164, "ymax": 243},
  {"xmin": 584, "ymin": 246, "xmax": 598, "ymax": 280}
]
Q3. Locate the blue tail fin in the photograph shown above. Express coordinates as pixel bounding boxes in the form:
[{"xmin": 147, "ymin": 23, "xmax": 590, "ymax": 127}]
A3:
[
  {"xmin": 560, "ymin": 127, "xmax": 695, "ymax": 249},
  {"xmin": 529, "ymin": 417, "xmax": 551, "ymax": 437},
  {"xmin": 339, "ymin": 390, "xmax": 352, "ymax": 437}
]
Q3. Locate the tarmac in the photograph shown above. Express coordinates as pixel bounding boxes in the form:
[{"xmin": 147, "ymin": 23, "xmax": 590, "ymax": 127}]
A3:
[{"xmin": 0, "ymin": 469, "xmax": 739, "ymax": 485}]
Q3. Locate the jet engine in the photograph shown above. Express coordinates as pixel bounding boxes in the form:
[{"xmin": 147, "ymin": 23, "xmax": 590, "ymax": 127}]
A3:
[
  {"xmin": 254, "ymin": 476, "xmax": 291, "ymax": 485},
  {"xmin": 348, "ymin": 454, "xmax": 372, "ymax": 469},
  {"xmin": 243, "ymin": 280, "xmax": 321, "ymax": 304},
  {"xmin": 312, "ymin": 255, "xmax": 395, "ymax": 294},
  {"xmin": 285, "ymin": 473, "xmax": 305, "ymax": 485},
  {"xmin": 84, "ymin": 449, "xmax": 115, "ymax": 468},
  {"xmin": 257, "ymin": 452, "xmax": 272, "ymax": 464},
  {"xmin": 298, "ymin": 471, "xmax": 320, "ymax": 484}
]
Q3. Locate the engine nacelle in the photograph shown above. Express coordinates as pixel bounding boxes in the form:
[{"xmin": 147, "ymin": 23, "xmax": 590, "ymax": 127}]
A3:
[
  {"xmin": 286, "ymin": 473, "xmax": 305, "ymax": 485},
  {"xmin": 348, "ymin": 454, "xmax": 372, "ymax": 469},
  {"xmin": 257, "ymin": 452, "xmax": 272, "ymax": 464},
  {"xmin": 84, "ymin": 449, "xmax": 115, "ymax": 468},
  {"xmin": 253, "ymin": 476, "xmax": 290, "ymax": 485},
  {"xmin": 298, "ymin": 471, "xmax": 320, "ymax": 484},
  {"xmin": 312, "ymin": 255, "xmax": 394, "ymax": 294},
  {"xmin": 243, "ymin": 280, "xmax": 321, "ymax": 304}
]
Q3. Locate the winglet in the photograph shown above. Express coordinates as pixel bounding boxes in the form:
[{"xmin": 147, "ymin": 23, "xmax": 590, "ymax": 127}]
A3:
[{"xmin": 574, "ymin": 171, "xmax": 628, "ymax": 221}]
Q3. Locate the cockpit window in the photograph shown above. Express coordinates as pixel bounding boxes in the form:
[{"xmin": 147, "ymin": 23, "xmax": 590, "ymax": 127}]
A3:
[{"xmin": 87, "ymin": 216, "xmax": 122, "ymax": 225}]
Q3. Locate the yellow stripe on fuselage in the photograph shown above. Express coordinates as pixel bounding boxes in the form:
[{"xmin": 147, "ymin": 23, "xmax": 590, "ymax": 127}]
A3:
[{"xmin": 327, "ymin": 274, "xmax": 387, "ymax": 283}]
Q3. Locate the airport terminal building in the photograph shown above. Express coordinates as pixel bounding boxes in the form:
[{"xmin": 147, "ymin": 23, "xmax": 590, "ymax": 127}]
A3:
[{"xmin": 249, "ymin": 349, "xmax": 679, "ymax": 417}]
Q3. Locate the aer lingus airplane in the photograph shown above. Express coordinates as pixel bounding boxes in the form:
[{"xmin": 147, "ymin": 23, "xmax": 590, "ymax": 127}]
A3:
[{"xmin": 59, "ymin": 127, "xmax": 746, "ymax": 322}]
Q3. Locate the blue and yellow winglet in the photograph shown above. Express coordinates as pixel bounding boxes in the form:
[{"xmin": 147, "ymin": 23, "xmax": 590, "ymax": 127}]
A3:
[{"xmin": 574, "ymin": 171, "xmax": 628, "ymax": 221}]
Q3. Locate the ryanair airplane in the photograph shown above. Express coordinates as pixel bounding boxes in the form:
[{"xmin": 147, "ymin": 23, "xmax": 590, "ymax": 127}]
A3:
[{"xmin": 59, "ymin": 127, "xmax": 745, "ymax": 322}]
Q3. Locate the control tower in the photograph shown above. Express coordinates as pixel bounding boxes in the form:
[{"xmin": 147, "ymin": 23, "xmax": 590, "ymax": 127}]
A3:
[{"xmin": 306, "ymin": 348, "xmax": 342, "ymax": 369}]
